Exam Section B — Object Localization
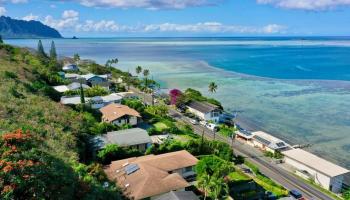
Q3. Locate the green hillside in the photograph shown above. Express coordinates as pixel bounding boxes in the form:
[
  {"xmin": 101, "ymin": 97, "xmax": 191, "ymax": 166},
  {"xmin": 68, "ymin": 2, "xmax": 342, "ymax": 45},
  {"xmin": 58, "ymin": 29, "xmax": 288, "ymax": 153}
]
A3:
[{"xmin": 0, "ymin": 43, "xmax": 123, "ymax": 199}]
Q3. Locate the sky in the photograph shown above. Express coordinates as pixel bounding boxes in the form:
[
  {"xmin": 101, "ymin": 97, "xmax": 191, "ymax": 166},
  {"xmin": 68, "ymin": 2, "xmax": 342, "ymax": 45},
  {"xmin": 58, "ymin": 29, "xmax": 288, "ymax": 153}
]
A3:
[{"xmin": 1, "ymin": 0, "xmax": 350, "ymax": 37}]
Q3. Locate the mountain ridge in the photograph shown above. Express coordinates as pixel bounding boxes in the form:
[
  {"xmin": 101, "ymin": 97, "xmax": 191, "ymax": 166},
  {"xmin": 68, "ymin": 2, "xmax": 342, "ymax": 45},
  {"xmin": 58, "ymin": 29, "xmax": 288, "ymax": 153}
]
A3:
[{"xmin": 0, "ymin": 16, "xmax": 62, "ymax": 38}]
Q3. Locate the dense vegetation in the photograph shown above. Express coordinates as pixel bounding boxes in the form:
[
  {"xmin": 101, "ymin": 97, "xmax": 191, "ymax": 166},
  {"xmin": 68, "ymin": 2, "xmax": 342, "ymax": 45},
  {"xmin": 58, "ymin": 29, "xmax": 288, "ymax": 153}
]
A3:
[{"xmin": 0, "ymin": 43, "xmax": 124, "ymax": 199}]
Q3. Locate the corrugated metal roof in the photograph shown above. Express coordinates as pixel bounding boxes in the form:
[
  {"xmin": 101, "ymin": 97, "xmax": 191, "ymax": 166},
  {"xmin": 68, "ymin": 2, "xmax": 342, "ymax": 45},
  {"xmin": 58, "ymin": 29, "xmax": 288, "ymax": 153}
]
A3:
[{"xmin": 283, "ymin": 148, "xmax": 349, "ymax": 177}]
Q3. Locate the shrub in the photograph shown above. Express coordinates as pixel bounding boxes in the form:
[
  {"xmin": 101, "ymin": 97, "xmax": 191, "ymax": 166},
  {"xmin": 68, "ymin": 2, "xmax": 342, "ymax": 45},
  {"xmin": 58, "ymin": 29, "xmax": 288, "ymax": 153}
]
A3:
[{"xmin": 97, "ymin": 144, "xmax": 142, "ymax": 164}]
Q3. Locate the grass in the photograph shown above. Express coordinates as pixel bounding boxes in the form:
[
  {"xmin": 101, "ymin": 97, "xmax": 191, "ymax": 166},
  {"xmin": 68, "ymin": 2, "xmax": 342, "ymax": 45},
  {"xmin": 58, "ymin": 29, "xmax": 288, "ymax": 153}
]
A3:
[
  {"xmin": 153, "ymin": 121, "xmax": 169, "ymax": 132},
  {"xmin": 293, "ymin": 174, "xmax": 343, "ymax": 200},
  {"xmin": 244, "ymin": 161, "xmax": 288, "ymax": 197},
  {"xmin": 228, "ymin": 171, "xmax": 252, "ymax": 182}
]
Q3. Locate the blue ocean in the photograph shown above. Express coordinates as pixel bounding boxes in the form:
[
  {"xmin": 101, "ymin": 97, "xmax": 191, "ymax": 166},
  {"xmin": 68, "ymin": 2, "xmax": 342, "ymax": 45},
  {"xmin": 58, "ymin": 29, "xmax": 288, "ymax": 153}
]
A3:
[{"xmin": 6, "ymin": 37, "xmax": 350, "ymax": 167}]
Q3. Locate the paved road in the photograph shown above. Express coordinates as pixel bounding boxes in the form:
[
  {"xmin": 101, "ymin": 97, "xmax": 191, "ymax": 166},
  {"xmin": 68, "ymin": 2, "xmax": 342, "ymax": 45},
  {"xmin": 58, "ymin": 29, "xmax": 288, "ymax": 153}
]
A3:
[{"xmin": 130, "ymin": 87, "xmax": 335, "ymax": 200}]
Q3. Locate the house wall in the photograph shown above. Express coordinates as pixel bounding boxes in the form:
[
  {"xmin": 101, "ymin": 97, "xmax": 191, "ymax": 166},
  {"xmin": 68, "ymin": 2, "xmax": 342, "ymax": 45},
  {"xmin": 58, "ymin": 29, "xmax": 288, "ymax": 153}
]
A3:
[
  {"xmin": 110, "ymin": 116, "xmax": 138, "ymax": 126},
  {"xmin": 284, "ymin": 157, "xmax": 342, "ymax": 192},
  {"xmin": 187, "ymin": 107, "xmax": 220, "ymax": 122},
  {"xmin": 130, "ymin": 143, "xmax": 148, "ymax": 152}
]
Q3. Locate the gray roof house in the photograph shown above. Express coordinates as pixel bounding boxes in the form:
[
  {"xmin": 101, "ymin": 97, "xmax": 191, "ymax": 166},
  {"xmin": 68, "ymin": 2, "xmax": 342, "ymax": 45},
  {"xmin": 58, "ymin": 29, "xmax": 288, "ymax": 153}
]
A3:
[
  {"xmin": 92, "ymin": 128, "xmax": 152, "ymax": 152},
  {"xmin": 155, "ymin": 191, "xmax": 199, "ymax": 200},
  {"xmin": 53, "ymin": 82, "xmax": 90, "ymax": 93}
]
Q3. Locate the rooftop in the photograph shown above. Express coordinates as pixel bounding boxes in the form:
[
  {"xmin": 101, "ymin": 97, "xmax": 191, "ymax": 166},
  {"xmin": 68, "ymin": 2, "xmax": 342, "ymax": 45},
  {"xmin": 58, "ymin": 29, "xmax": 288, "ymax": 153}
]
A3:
[
  {"xmin": 92, "ymin": 128, "xmax": 152, "ymax": 149},
  {"xmin": 187, "ymin": 101, "xmax": 220, "ymax": 114},
  {"xmin": 81, "ymin": 73, "xmax": 108, "ymax": 80},
  {"xmin": 100, "ymin": 103, "xmax": 141, "ymax": 122},
  {"xmin": 104, "ymin": 150, "xmax": 198, "ymax": 200},
  {"xmin": 252, "ymin": 131, "xmax": 289, "ymax": 150},
  {"xmin": 283, "ymin": 148, "xmax": 350, "ymax": 177},
  {"xmin": 101, "ymin": 93, "xmax": 123, "ymax": 102},
  {"xmin": 155, "ymin": 191, "xmax": 199, "ymax": 200},
  {"xmin": 60, "ymin": 96, "xmax": 91, "ymax": 105}
]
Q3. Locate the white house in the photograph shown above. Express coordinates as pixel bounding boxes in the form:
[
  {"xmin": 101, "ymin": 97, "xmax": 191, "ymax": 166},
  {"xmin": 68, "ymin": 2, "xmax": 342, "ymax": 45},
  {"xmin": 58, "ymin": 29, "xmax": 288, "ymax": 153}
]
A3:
[
  {"xmin": 62, "ymin": 63, "xmax": 79, "ymax": 71},
  {"xmin": 251, "ymin": 131, "xmax": 289, "ymax": 153},
  {"xmin": 100, "ymin": 103, "xmax": 141, "ymax": 126},
  {"xmin": 282, "ymin": 148, "xmax": 350, "ymax": 193},
  {"xmin": 89, "ymin": 93, "xmax": 123, "ymax": 109},
  {"xmin": 186, "ymin": 101, "xmax": 222, "ymax": 123},
  {"xmin": 53, "ymin": 82, "xmax": 90, "ymax": 93}
]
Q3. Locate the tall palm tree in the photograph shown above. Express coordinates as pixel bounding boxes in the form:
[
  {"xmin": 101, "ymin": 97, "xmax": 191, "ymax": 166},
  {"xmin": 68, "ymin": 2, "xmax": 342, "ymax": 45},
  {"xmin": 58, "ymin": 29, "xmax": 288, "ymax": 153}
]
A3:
[
  {"xmin": 208, "ymin": 82, "xmax": 218, "ymax": 93},
  {"xmin": 143, "ymin": 69, "xmax": 150, "ymax": 77},
  {"xmin": 136, "ymin": 66, "xmax": 142, "ymax": 76},
  {"xmin": 197, "ymin": 174, "xmax": 212, "ymax": 200},
  {"xmin": 143, "ymin": 69, "xmax": 150, "ymax": 89},
  {"xmin": 209, "ymin": 177, "xmax": 228, "ymax": 200}
]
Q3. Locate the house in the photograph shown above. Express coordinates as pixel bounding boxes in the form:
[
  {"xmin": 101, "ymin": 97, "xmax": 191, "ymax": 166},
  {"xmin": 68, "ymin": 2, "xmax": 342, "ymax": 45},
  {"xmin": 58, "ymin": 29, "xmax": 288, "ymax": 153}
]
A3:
[
  {"xmin": 155, "ymin": 191, "xmax": 199, "ymax": 200},
  {"xmin": 60, "ymin": 96, "xmax": 90, "ymax": 105},
  {"xmin": 80, "ymin": 73, "xmax": 109, "ymax": 89},
  {"xmin": 89, "ymin": 93, "xmax": 123, "ymax": 109},
  {"xmin": 186, "ymin": 101, "xmax": 222, "ymax": 123},
  {"xmin": 104, "ymin": 150, "xmax": 198, "ymax": 200},
  {"xmin": 251, "ymin": 131, "xmax": 289, "ymax": 153},
  {"xmin": 92, "ymin": 128, "xmax": 152, "ymax": 152},
  {"xmin": 235, "ymin": 129, "xmax": 254, "ymax": 146},
  {"xmin": 116, "ymin": 91, "xmax": 138, "ymax": 99},
  {"xmin": 282, "ymin": 148, "xmax": 350, "ymax": 193},
  {"xmin": 100, "ymin": 103, "xmax": 141, "ymax": 126},
  {"xmin": 62, "ymin": 63, "xmax": 79, "ymax": 71},
  {"xmin": 64, "ymin": 73, "xmax": 83, "ymax": 83},
  {"xmin": 53, "ymin": 82, "xmax": 90, "ymax": 93}
]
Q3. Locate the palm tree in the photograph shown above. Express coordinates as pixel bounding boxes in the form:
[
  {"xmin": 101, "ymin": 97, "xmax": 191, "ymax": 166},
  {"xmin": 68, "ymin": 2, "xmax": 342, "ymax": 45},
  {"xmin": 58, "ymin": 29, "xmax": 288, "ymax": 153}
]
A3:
[
  {"xmin": 209, "ymin": 177, "xmax": 228, "ymax": 200},
  {"xmin": 143, "ymin": 69, "xmax": 150, "ymax": 89},
  {"xmin": 136, "ymin": 66, "xmax": 142, "ymax": 76},
  {"xmin": 208, "ymin": 82, "xmax": 218, "ymax": 93},
  {"xmin": 197, "ymin": 174, "xmax": 212, "ymax": 200}
]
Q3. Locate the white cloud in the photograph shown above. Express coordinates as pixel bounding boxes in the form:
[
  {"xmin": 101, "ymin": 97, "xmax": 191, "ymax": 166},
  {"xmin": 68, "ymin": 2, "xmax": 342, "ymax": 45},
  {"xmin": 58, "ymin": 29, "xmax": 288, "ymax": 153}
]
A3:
[
  {"xmin": 0, "ymin": 6, "xmax": 6, "ymax": 15},
  {"xmin": 22, "ymin": 13, "xmax": 39, "ymax": 21},
  {"xmin": 141, "ymin": 22, "xmax": 287, "ymax": 34},
  {"xmin": 257, "ymin": 0, "xmax": 350, "ymax": 10},
  {"xmin": 74, "ymin": 20, "xmax": 286, "ymax": 34},
  {"xmin": 61, "ymin": 0, "xmax": 218, "ymax": 9},
  {"xmin": 43, "ymin": 10, "xmax": 79, "ymax": 30},
  {"xmin": 62, "ymin": 10, "xmax": 79, "ymax": 18}
]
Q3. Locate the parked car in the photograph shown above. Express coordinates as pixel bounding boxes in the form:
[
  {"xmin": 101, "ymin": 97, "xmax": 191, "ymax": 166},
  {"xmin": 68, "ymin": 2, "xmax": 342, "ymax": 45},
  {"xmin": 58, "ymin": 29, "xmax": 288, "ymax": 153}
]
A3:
[
  {"xmin": 206, "ymin": 123, "xmax": 219, "ymax": 132},
  {"xmin": 199, "ymin": 120, "xmax": 208, "ymax": 127},
  {"xmin": 189, "ymin": 119, "xmax": 199, "ymax": 125},
  {"xmin": 289, "ymin": 189, "xmax": 303, "ymax": 199}
]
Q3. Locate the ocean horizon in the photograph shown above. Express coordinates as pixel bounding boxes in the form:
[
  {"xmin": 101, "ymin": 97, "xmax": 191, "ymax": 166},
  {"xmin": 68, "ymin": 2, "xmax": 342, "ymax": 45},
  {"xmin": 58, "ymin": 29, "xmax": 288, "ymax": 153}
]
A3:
[{"xmin": 6, "ymin": 37, "xmax": 350, "ymax": 168}]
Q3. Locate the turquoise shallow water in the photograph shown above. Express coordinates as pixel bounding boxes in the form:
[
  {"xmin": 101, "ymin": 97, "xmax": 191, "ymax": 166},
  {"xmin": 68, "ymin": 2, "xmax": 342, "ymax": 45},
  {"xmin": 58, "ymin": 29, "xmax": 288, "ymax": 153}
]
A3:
[{"xmin": 6, "ymin": 37, "xmax": 350, "ymax": 168}]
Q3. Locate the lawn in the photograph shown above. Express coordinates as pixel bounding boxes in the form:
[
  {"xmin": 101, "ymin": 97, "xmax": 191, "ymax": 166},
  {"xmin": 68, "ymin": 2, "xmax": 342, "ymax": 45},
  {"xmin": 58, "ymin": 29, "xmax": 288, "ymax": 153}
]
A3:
[
  {"xmin": 228, "ymin": 171, "xmax": 252, "ymax": 182},
  {"xmin": 153, "ymin": 122, "xmax": 169, "ymax": 132}
]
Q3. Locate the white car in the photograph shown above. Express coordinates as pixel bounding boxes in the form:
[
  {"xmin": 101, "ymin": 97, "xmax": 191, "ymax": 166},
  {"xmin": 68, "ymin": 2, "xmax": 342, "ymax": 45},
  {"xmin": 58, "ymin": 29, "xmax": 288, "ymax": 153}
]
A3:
[
  {"xmin": 206, "ymin": 123, "xmax": 219, "ymax": 132},
  {"xmin": 199, "ymin": 120, "xmax": 207, "ymax": 127},
  {"xmin": 189, "ymin": 119, "xmax": 199, "ymax": 125}
]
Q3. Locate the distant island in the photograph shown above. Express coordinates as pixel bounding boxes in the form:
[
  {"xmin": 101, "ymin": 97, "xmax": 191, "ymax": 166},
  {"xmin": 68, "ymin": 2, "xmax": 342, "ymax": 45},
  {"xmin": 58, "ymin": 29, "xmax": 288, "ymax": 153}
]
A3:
[{"xmin": 0, "ymin": 16, "xmax": 62, "ymax": 38}]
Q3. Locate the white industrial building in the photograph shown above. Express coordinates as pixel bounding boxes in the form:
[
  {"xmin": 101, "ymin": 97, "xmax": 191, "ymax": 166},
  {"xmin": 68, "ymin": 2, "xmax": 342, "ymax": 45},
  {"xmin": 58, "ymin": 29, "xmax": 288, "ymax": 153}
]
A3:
[{"xmin": 283, "ymin": 148, "xmax": 350, "ymax": 193}]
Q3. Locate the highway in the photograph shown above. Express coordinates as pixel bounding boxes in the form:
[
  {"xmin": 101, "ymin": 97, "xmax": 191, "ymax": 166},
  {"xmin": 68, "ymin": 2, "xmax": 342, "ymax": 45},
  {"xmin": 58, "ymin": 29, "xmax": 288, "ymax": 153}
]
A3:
[{"xmin": 130, "ymin": 87, "xmax": 335, "ymax": 200}]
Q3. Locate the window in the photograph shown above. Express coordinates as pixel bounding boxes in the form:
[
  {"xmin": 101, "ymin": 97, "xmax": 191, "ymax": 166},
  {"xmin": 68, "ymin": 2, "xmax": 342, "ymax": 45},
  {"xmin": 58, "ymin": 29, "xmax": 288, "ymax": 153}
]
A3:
[{"xmin": 184, "ymin": 166, "xmax": 193, "ymax": 172}]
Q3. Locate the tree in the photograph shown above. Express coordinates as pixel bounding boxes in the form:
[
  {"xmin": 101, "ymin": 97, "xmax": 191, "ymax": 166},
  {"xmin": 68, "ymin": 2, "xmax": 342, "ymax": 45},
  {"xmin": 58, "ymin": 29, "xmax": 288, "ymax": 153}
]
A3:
[
  {"xmin": 73, "ymin": 53, "xmax": 80, "ymax": 63},
  {"xmin": 197, "ymin": 174, "xmax": 212, "ymax": 200},
  {"xmin": 49, "ymin": 41, "xmax": 57, "ymax": 60},
  {"xmin": 209, "ymin": 177, "xmax": 229, "ymax": 200},
  {"xmin": 37, "ymin": 40, "xmax": 47, "ymax": 58},
  {"xmin": 343, "ymin": 189, "xmax": 350, "ymax": 200},
  {"xmin": 208, "ymin": 82, "xmax": 218, "ymax": 93},
  {"xmin": 136, "ymin": 66, "xmax": 142, "ymax": 76},
  {"xmin": 80, "ymin": 81, "xmax": 85, "ymax": 104},
  {"xmin": 143, "ymin": 69, "xmax": 150, "ymax": 89},
  {"xmin": 0, "ymin": 35, "xmax": 3, "ymax": 44},
  {"xmin": 169, "ymin": 89, "xmax": 182, "ymax": 105}
]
